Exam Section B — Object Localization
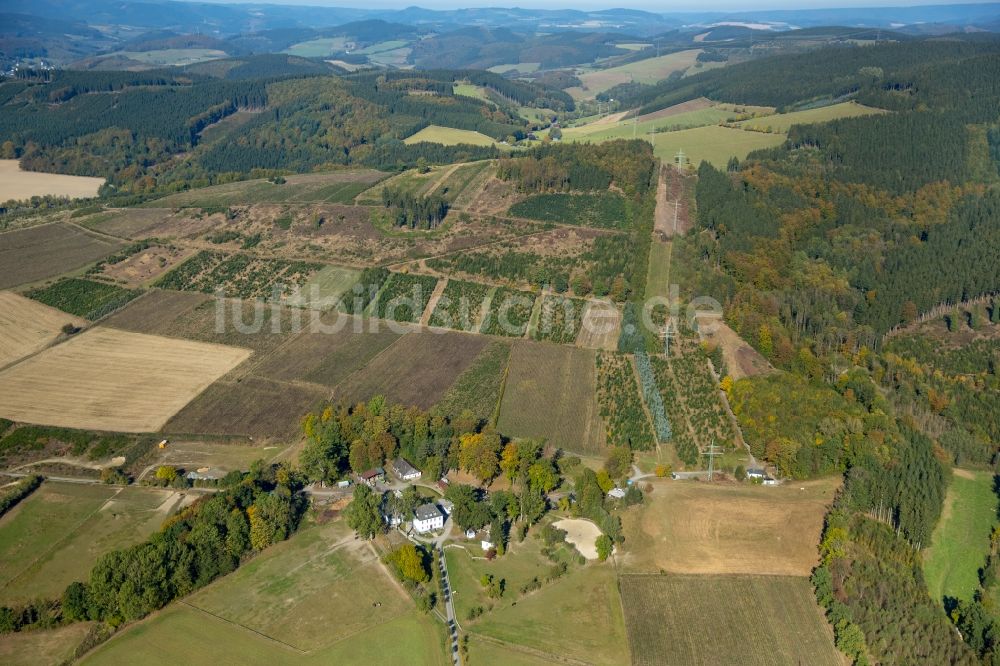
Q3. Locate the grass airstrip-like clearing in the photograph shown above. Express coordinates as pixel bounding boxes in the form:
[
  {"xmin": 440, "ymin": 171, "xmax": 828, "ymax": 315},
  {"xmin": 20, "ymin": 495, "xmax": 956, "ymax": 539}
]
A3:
[
  {"xmin": 0, "ymin": 327, "xmax": 250, "ymax": 432},
  {"xmin": 0, "ymin": 291, "xmax": 85, "ymax": 368},
  {"xmin": 619, "ymin": 574, "xmax": 841, "ymax": 666},
  {"xmin": 924, "ymin": 468, "xmax": 999, "ymax": 604}
]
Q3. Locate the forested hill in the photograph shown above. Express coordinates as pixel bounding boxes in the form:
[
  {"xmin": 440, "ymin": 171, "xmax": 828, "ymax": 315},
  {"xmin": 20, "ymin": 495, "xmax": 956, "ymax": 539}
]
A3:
[
  {"xmin": 0, "ymin": 65, "xmax": 579, "ymax": 194},
  {"xmin": 622, "ymin": 36, "xmax": 1000, "ymax": 114}
]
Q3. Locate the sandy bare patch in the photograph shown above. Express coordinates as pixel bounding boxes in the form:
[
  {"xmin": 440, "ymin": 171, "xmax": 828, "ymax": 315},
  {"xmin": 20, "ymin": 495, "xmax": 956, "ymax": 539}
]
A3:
[
  {"xmin": 0, "ymin": 327, "xmax": 251, "ymax": 432},
  {"xmin": 99, "ymin": 245, "xmax": 196, "ymax": 287},
  {"xmin": 0, "ymin": 291, "xmax": 86, "ymax": 369},
  {"xmin": 554, "ymin": 518, "xmax": 602, "ymax": 560},
  {"xmin": 0, "ymin": 160, "xmax": 104, "ymax": 201}
]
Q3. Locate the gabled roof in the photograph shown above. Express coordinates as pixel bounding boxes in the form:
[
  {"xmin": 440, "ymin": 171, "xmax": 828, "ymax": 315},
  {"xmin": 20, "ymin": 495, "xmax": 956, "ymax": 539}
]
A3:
[
  {"xmin": 414, "ymin": 503, "xmax": 442, "ymax": 521},
  {"xmin": 392, "ymin": 457, "xmax": 420, "ymax": 476}
]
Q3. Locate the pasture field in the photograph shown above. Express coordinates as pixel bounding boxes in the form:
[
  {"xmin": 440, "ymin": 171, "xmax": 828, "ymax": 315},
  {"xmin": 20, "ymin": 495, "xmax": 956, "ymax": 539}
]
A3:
[
  {"xmin": 252, "ymin": 320, "xmax": 402, "ymax": 388},
  {"xmin": 27, "ymin": 278, "xmax": 141, "ymax": 320},
  {"xmin": 0, "ymin": 291, "xmax": 85, "ymax": 368},
  {"xmin": 404, "ymin": 125, "xmax": 498, "ymax": 147},
  {"xmin": 355, "ymin": 166, "xmax": 441, "ymax": 204},
  {"xmin": 82, "ymin": 606, "xmax": 448, "ymax": 665},
  {"xmin": 436, "ymin": 340, "xmax": 511, "ymax": 421},
  {"xmin": 472, "ymin": 565, "xmax": 627, "ymax": 665},
  {"xmin": 924, "ymin": 469, "xmax": 999, "ymax": 604},
  {"xmin": 445, "ymin": 528, "xmax": 582, "ymax": 622},
  {"xmin": 465, "ymin": 636, "xmax": 556, "ymax": 666},
  {"xmin": 0, "ymin": 621, "xmax": 95, "ymax": 666},
  {"xmin": 0, "ymin": 484, "xmax": 183, "ymax": 604},
  {"xmin": 568, "ymin": 49, "xmax": 703, "ymax": 99},
  {"xmin": 0, "ymin": 327, "xmax": 250, "ymax": 432},
  {"xmin": 650, "ymin": 125, "xmax": 787, "ymax": 168},
  {"xmin": 736, "ymin": 101, "xmax": 887, "ymax": 133},
  {"xmin": 148, "ymin": 170, "xmax": 385, "ymax": 208},
  {"xmin": 430, "ymin": 160, "xmax": 493, "ymax": 203},
  {"xmin": 333, "ymin": 330, "xmax": 489, "ymax": 409},
  {"xmin": 188, "ymin": 519, "xmax": 410, "ymax": 651},
  {"xmin": 497, "ymin": 341, "xmax": 605, "ymax": 454},
  {"xmin": 560, "ymin": 106, "xmax": 733, "ymax": 142},
  {"xmin": 453, "ymin": 83, "xmax": 491, "ymax": 102},
  {"xmin": 619, "ymin": 574, "xmax": 840, "ymax": 666},
  {"xmin": 0, "ymin": 222, "xmax": 123, "ymax": 289},
  {"xmin": 0, "ymin": 160, "xmax": 103, "ymax": 201},
  {"xmin": 618, "ymin": 477, "xmax": 839, "ymax": 575},
  {"xmin": 164, "ymin": 375, "xmax": 326, "ymax": 439}
]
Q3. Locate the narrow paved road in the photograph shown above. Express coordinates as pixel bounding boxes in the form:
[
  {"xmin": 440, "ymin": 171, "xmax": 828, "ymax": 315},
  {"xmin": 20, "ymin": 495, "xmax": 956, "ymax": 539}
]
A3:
[{"xmin": 438, "ymin": 546, "xmax": 461, "ymax": 664}]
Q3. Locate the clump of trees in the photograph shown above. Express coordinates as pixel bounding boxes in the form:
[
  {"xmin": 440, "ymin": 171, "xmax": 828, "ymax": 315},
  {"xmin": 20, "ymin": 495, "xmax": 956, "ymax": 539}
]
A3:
[{"xmin": 380, "ymin": 187, "xmax": 450, "ymax": 230}]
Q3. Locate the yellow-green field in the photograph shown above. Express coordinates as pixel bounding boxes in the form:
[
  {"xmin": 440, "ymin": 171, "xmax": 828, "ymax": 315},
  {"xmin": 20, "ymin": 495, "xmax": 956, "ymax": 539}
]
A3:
[
  {"xmin": 924, "ymin": 469, "xmax": 999, "ymax": 604},
  {"xmin": 0, "ymin": 621, "xmax": 95, "ymax": 666},
  {"xmin": 0, "ymin": 483, "xmax": 183, "ymax": 604},
  {"xmin": 646, "ymin": 239, "xmax": 673, "ymax": 300},
  {"xmin": 284, "ymin": 37, "xmax": 349, "ymax": 58},
  {"xmin": 291, "ymin": 264, "xmax": 361, "ymax": 310},
  {"xmin": 81, "ymin": 519, "xmax": 448, "ymax": 665},
  {"xmin": 82, "ymin": 606, "xmax": 447, "ymax": 665},
  {"xmin": 560, "ymin": 106, "xmax": 734, "ymax": 142},
  {"xmin": 736, "ymin": 101, "xmax": 887, "ymax": 133},
  {"xmin": 115, "ymin": 49, "xmax": 228, "ymax": 67},
  {"xmin": 486, "ymin": 62, "xmax": 540, "ymax": 74},
  {"xmin": 404, "ymin": 125, "xmax": 498, "ymax": 147},
  {"xmin": 453, "ymin": 83, "xmax": 491, "ymax": 102},
  {"xmin": 651, "ymin": 125, "xmax": 787, "ymax": 167},
  {"xmin": 568, "ymin": 49, "xmax": 704, "ymax": 99}
]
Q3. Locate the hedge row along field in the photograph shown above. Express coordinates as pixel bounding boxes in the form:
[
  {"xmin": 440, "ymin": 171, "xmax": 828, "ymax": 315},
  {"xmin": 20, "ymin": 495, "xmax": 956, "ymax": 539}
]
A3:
[
  {"xmin": 508, "ymin": 192, "xmax": 630, "ymax": 229},
  {"xmin": 157, "ymin": 250, "xmax": 323, "ymax": 300},
  {"xmin": 429, "ymin": 279, "xmax": 491, "ymax": 331},
  {"xmin": 481, "ymin": 287, "xmax": 537, "ymax": 337},
  {"xmin": 595, "ymin": 352, "xmax": 655, "ymax": 450},
  {"xmin": 373, "ymin": 272, "xmax": 440, "ymax": 323},
  {"xmin": 532, "ymin": 295, "xmax": 585, "ymax": 344},
  {"xmin": 27, "ymin": 278, "xmax": 142, "ymax": 320}
]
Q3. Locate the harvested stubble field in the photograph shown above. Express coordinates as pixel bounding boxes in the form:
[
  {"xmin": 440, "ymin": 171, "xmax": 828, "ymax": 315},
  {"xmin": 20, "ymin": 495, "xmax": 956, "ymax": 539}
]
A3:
[
  {"xmin": 0, "ymin": 327, "xmax": 250, "ymax": 432},
  {"xmin": 576, "ymin": 300, "xmax": 621, "ymax": 350},
  {"xmin": 497, "ymin": 341, "xmax": 605, "ymax": 453},
  {"xmin": 0, "ymin": 291, "xmax": 85, "ymax": 368},
  {"xmin": 164, "ymin": 375, "xmax": 327, "ymax": 438},
  {"xmin": 334, "ymin": 330, "xmax": 489, "ymax": 409},
  {"xmin": 618, "ymin": 574, "xmax": 840, "ymax": 666},
  {"xmin": 618, "ymin": 477, "xmax": 839, "ymax": 576},
  {"xmin": 0, "ymin": 482, "xmax": 184, "ymax": 604},
  {"xmin": 146, "ymin": 170, "xmax": 386, "ymax": 208},
  {"xmin": 0, "ymin": 160, "xmax": 104, "ymax": 201},
  {"xmin": 0, "ymin": 223, "xmax": 122, "ymax": 289}
]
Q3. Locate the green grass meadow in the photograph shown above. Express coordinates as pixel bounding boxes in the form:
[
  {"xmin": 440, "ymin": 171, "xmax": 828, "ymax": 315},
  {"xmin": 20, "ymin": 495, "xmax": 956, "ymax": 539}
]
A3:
[{"xmin": 924, "ymin": 470, "xmax": 999, "ymax": 604}]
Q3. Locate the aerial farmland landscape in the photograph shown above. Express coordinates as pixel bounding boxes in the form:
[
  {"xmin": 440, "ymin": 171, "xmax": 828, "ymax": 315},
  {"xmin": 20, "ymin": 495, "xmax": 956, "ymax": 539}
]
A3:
[{"xmin": 1, "ymin": 0, "xmax": 1000, "ymax": 664}]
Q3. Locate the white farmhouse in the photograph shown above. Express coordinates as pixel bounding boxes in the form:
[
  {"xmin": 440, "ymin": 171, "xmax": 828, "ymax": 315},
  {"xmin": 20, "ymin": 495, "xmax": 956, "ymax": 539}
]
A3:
[{"xmin": 413, "ymin": 503, "xmax": 444, "ymax": 533}]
